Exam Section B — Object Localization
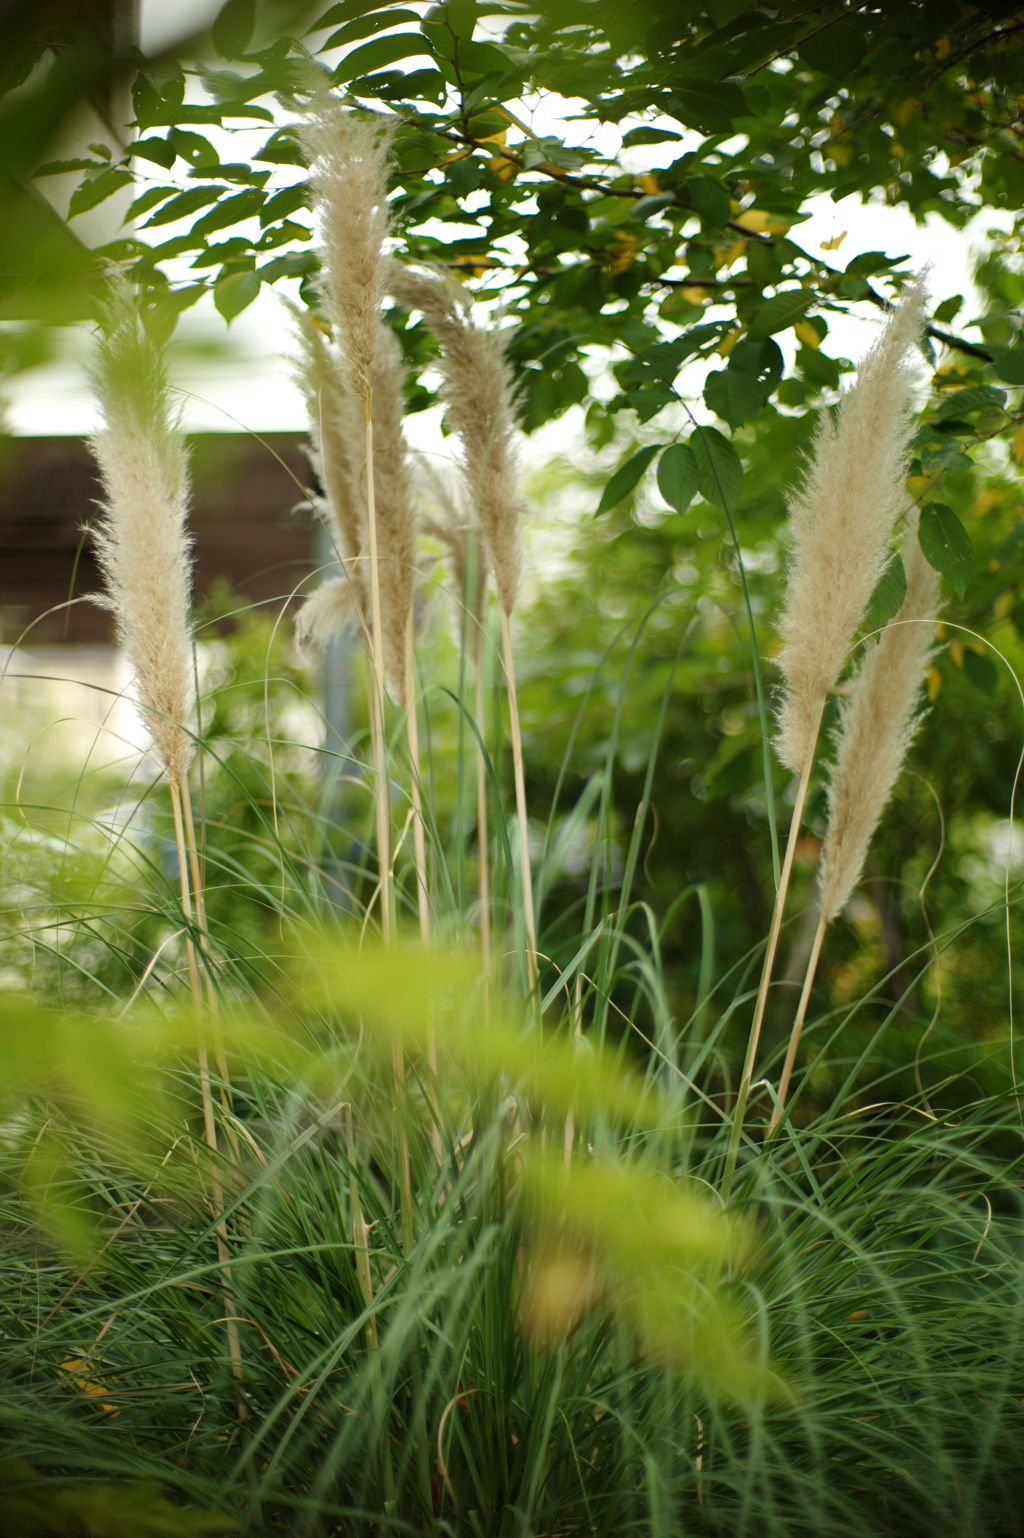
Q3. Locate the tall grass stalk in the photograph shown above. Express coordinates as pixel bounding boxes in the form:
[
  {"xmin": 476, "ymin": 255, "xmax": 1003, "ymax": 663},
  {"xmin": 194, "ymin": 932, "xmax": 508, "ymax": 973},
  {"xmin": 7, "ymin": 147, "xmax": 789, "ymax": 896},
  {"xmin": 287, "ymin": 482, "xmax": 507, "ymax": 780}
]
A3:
[
  {"xmin": 724, "ymin": 288, "xmax": 926, "ymax": 1192},
  {"xmin": 771, "ymin": 513, "xmax": 941, "ymax": 1128},
  {"xmin": 389, "ymin": 262, "xmax": 535, "ymax": 986},
  {"xmin": 300, "ymin": 77, "xmax": 396, "ymax": 940},
  {"xmin": 87, "ymin": 281, "xmax": 247, "ymax": 1413}
]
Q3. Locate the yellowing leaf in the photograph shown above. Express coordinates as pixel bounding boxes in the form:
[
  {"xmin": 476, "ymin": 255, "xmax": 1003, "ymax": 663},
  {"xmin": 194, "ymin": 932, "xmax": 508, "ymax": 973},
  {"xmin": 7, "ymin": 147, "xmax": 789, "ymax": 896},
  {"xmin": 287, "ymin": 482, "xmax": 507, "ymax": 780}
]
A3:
[
  {"xmin": 893, "ymin": 97, "xmax": 919, "ymax": 126},
  {"xmin": 734, "ymin": 208, "xmax": 769, "ymax": 233},
  {"xmin": 793, "ymin": 319, "xmax": 821, "ymax": 348},
  {"xmin": 717, "ymin": 328, "xmax": 741, "ymax": 357},
  {"xmin": 935, "ymin": 35, "xmax": 950, "ymax": 59},
  {"xmin": 609, "ymin": 231, "xmax": 640, "ymax": 274},
  {"xmin": 1014, "ymin": 421, "xmax": 1024, "ymax": 463},
  {"xmin": 927, "ymin": 666, "xmax": 942, "ymax": 701},
  {"xmin": 950, "ymin": 640, "xmax": 964, "ymax": 667},
  {"xmin": 636, "ymin": 173, "xmax": 660, "ymax": 194},
  {"xmin": 820, "ymin": 231, "xmax": 847, "ymax": 251},
  {"xmin": 680, "ymin": 285, "xmax": 708, "ymax": 304}
]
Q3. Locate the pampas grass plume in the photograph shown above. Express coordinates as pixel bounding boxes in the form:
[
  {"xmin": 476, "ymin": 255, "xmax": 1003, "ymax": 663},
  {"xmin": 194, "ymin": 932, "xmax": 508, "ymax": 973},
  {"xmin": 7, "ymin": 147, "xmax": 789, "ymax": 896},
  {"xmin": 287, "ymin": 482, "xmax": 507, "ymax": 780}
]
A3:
[
  {"xmin": 389, "ymin": 262, "xmax": 522, "ymax": 615},
  {"xmin": 368, "ymin": 322, "xmax": 415, "ymax": 702},
  {"xmin": 817, "ymin": 513, "xmax": 941, "ymax": 922},
  {"xmin": 776, "ymin": 284, "xmax": 926, "ymax": 774},
  {"xmin": 299, "ymin": 73, "xmax": 395, "ymax": 403},
  {"xmin": 89, "ymin": 277, "xmax": 195, "ymax": 787},
  {"xmin": 420, "ymin": 462, "xmax": 489, "ymax": 635},
  {"xmin": 290, "ymin": 301, "xmax": 366, "ymax": 610}
]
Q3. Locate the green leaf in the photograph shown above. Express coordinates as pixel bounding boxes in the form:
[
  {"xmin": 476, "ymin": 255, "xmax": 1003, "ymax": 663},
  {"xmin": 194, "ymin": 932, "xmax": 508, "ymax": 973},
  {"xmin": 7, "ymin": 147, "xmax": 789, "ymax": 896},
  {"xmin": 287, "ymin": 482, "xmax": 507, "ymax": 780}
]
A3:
[
  {"xmin": 919, "ymin": 502, "xmax": 975, "ymax": 597},
  {"xmin": 212, "ymin": 0, "xmax": 255, "ymax": 57},
  {"xmin": 933, "ymin": 294, "xmax": 962, "ymax": 324},
  {"xmin": 67, "ymin": 167, "xmax": 131, "ymax": 218},
  {"xmin": 254, "ymin": 129, "xmax": 306, "ymax": 167},
  {"xmin": 685, "ymin": 175, "xmax": 731, "ymax": 231},
  {"xmin": 844, "ymin": 249, "xmax": 908, "ymax": 277},
  {"xmin": 623, "ymin": 325, "xmax": 719, "ymax": 386},
  {"xmin": 622, "ymin": 127, "xmax": 682, "ymax": 147},
  {"xmin": 126, "ymin": 185, "xmax": 178, "ymax": 221},
  {"xmin": 131, "ymin": 136, "xmax": 175, "ymax": 169},
  {"xmin": 986, "ymin": 345, "xmax": 1024, "ymax": 385},
  {"xmin": 259, "ymin": 184, "xmax": 311, "ymax": 226},
  {"xmin": 317, "ymin": 0, "xmax": 397, "ymax": 24},
  {"xmin": 167, "ymin": 128, "xmax": 219, "ymax": 167},
  {"xmin": 798, "ymin": 20, "xmax": 866, "ymax": 76},
  {"xmin": 919, "ymin": 437, "xmax": 973, "ymax": 476},
  {"xmin": 142, "ymin": 185, "xmax": 225, "ymax": 227},
  {"xmin": 596, "ymin": 445, "xmax": 659, "ymax": 516},
  {"xmin": 331, "ymin": 32, "xmax": 431, "ymax": 80},
  {"xmin": 191, "ymin": 188, "xmax": 266, "ymax": 238},
  {"xmin": 323, "ymin": 9, "xmax": 421, "ymax": 47},
  {"xmin": 33, "ymin": 157, "xmax": 99, "ymax": 176},
  {"xmin": 447, "ymin": 0, "xmax": 478, "ymax": 36},
  {"xmin": 657, "ymin": 443, "xmax": 699, "ymax": 513},
  {"xmin": 690, "ymin": 427, "xmax": 743, "ymax": 511},
  {"xmin": 215, "ymin": 270, "xmax": 261, "ymax": 322},
  {"xmin": 962, "ymin": 648, "xmax": 999, "ymax": 695},
  {"xmin": 668, "ymin": 80, "xmax": 749, "ymax": 135},
  {"xmin": 259, "ymin": 252, "xmax": 319, "ymax": 282},
  {"xmin": 931, "ymin": 385, "xmax": 1006, "ymax": 423},
  {"xmin": 864, "ymin": 553, "xmax": 907, "ymax": 633},
  {"xmin": 624, "ymin": 387, "xmax": 677, "ymax": 423},
  {"xmin": 630, "ymin": 192, "xmax": 675, "ymax": 222},
  {"xmin": 703, "ymin": 368, "xmax": 766, "ymax": 429},
  {"xmin": 747, "ymin": 290, "xmax": 814, "ymax": 340}
]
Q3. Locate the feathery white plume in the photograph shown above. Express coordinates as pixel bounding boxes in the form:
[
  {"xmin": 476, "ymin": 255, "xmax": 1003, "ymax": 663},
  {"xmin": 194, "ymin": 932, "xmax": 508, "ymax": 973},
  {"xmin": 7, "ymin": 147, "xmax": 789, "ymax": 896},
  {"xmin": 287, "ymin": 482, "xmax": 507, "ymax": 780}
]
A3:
[
  {"xmin": 289, "ymin": 301, "xmax": 366, "ymax": 609},
  {"xmin": 775, "ymin": 284, "xmax": 927, "ymax": 774},
  {"xmin": 89, "ymin": 277, "xmax": 195, "ymax": 786},
  {"xmin": 419, "ymin": 461, "xmax": 489, "ymax": 633},
  {"xmin": 817, "ymin": 512, "xmax": 941, "ymax": 922},
  {"xmin": 294, "ymin": 569, "xmax": 363, "ymax": 662},
  {"xmin": 298, "ymin": 72, "xmax": 395, "ymax": 402},
  {"xmin": 388, "ymin": 261, "xmax": 521, "ymax": 614},
  {"xmin": 368, "ymin": 322, "xmax": 415, "ymax": 703}
]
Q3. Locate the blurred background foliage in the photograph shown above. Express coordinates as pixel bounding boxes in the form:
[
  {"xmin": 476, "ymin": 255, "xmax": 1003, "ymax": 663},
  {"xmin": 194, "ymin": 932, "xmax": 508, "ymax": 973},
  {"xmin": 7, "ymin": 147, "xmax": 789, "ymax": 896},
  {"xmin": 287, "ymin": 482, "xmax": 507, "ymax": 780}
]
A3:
[
  {"xmin": 4, "ymin": 4, "xmax": 1024, "ymax": 1531},
  {"xmin": 2, "ymin": 0, "xmax": 1024, "ymax": 1109}
]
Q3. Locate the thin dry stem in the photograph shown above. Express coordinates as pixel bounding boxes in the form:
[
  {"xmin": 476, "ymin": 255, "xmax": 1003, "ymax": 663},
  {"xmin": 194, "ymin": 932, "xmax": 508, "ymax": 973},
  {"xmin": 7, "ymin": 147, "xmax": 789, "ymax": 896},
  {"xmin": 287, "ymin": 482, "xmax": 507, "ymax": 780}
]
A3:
[
  {"xmin": 474, "ymin": 620, "xmax": 491, "ymax": 974},
  {"xmin": 405, "ymin": 610, "xmax": 430, "ymax": 941},
  {"xmin": 501, "ymin": 608, "xmax": 538, "ymax": 989},
  {"xmin": 770, "ymin": 516, "xmax": 941, "ymax": 1129},
  {"xmin": 370, "ymin": 323, "xmax": 416, "ymax": 703},
  {"xmin": 770, "ymin": 910, "xmax": 827, "ymax": 1133},
  {"xmin": 169, "ymin": 778, "xmax": 247, "ymax": 1415},
  {"xmin": 775, "ymin": 285, "xmax": 926, "ymax": 774},
  {"xmin": 722, "ymin": 743, "xmax": 819, "ymax": 1195}
]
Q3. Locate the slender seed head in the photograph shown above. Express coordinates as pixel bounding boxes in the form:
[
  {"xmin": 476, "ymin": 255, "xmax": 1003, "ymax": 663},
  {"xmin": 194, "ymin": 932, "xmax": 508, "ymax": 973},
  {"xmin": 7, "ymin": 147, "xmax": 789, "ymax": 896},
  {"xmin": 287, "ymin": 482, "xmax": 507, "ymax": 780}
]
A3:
[
  {"xmin": 775, "ymin": 284, "xmax": 927, "ymax": 773},
  {"xmin": 289, "ymin": 301, "xmax": 366, "ymax": 609},
  {"xmin": 299, "ymin": 71, "xmax": 395, "ymax": 401},
  {"xmin": 89, "ymin": 276, "xmax": 195, "ymax": 786},
  {"xmin": 419, "ymin": 461, "xmax": 489, "ymax": 637},
  {"xmin": 817, "ymin": 512, "xmax": 941, "ymax": 923},
  {"xmin": 294, "ymin": 570, "xmax": 362, "ymax": 659},
  {"xmin": 368, "ymin": 321, "xmax": 416, "ymax": 702},
  {"xmin": 388, "ymin": 261, "xmax": 522, "ymax": 614}
]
